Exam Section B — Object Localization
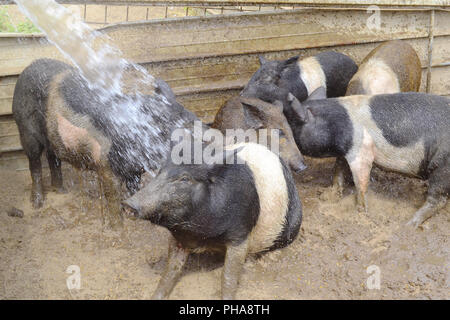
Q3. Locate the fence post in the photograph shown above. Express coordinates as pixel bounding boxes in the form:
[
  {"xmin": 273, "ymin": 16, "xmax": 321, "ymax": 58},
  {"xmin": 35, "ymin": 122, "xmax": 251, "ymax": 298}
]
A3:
[{"xmin": 426, "ymin": 9, "xmax": 435, "ymax": 93}]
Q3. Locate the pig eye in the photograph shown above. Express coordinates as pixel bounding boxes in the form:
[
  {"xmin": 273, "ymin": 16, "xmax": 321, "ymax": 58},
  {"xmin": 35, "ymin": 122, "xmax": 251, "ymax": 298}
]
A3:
[{"xmin": 178, "ymin": 174, "xmax": 191, "ymax": 182}]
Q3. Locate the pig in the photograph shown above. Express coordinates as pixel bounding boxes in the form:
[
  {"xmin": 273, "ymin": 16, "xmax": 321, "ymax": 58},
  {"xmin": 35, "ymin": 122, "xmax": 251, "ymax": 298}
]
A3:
[
  {"xmin": 211, "ymin": 96, "xmax": 307, "ymax": 174},
  {"xmin": 241, "ymin": 51, "xmax": 358, "ymax": 103},
  {"xmin": 285, "ymin": 86, "xmax": 449, "ymax": 228},
  {"xmin": 123, "ymin": 142, "xmax": 303, "ymax": 299},
  {"xmin": 334, "ymin": 40, "xmax": 422, "ymax": 196},
  {"xmin": 346, "ymin": 40, "xmax": 422, "ymax": 95},
  {"xmin": 12, "ymin": 58, "xmax": 197, "ymax": 227}
]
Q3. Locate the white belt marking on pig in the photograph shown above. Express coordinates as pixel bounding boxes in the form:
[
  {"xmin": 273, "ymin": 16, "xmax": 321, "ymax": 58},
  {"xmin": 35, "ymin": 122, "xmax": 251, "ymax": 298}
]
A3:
[
  {"xmin": 351, "ymin": 58, "xmax": 400, "ymax": 95},
  {"xmin": 56, "ymin": 114, "xmax": 102, "ymax": 163},
  {"xmin": 340, "ymin": 95, "xmax": 424, "ymax": 176},
  {"xmin": 47, "ymin": 72, "xmax": 111, "ymax": 165},
  {"xmin": 225, "ymin": 143, "xmax": 289, "ymax": 253},
  {"xmin": 298, "ymin": 56, "xmax": 327, "ymax": 96},
  {"xmin": 346, "ymin": 127, "xmax": 375, "ymax": 198}
]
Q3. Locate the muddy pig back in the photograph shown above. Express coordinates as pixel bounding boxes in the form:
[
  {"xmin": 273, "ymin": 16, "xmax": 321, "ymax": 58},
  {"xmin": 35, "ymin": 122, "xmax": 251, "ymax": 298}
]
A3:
[
  {"xmin": 346, "ymin": 40, "xmax": 422, "ymax": 95},
  {"xmin": 12, "ymin": 59, "xmax": 110, "ymax": 209}
]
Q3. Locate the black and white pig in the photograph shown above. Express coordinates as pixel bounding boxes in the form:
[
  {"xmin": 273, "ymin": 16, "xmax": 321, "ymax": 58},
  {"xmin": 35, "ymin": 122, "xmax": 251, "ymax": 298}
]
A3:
[
  {"xmin": 12, "ymin": 58, "xmax": 197, "ymax": 227},
  {"xmin": 123, "ymin": 142, "xmax": 303, "ymax": 299},
  {"xmin": 285, "ymin": 87, "xmax": 449, "ymax": 228},
  {"xmin": 241, "ymin": 51, "xmax": 358, "ymax": 103},
  {"xmin": 333, "ymin": 40, "xmax": 423, "ymax": 196}
]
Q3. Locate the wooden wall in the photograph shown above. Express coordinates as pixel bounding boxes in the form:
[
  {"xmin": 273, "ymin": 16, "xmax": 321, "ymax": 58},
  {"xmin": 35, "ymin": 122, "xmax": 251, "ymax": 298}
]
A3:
[{"xmin": 0, "ymin": 6, "xmax": 449, "ymax": 169}]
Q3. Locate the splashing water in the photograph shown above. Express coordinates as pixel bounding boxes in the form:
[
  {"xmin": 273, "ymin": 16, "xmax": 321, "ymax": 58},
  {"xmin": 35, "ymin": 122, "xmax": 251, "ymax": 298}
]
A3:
[
  {"xmin": 14, "ymin": 0, "xmax": 192, "ymax": 186},
  {"xmin": 15, "ymin": 0, "xmax": 153, "ymax": 96}
]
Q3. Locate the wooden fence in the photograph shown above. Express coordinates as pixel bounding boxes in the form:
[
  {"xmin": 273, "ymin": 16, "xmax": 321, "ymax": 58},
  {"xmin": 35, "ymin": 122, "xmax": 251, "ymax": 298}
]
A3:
[{"xmin": 0, "ymin": 4, "xmax": 449, "ymax": 169}]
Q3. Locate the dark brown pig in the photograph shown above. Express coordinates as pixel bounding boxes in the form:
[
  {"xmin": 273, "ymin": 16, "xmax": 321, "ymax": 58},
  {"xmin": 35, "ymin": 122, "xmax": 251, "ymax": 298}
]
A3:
[
  {"xmin": 212, "ymin": 96, "xmax": 307, "ymax": 173},
  {"xmin": 346, "ymin": 40, "xmax": 422, "ymax": 95}
]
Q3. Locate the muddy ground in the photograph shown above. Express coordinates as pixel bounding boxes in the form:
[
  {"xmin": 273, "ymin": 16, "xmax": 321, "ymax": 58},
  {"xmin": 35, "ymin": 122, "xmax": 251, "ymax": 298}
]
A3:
[{"xmin": 0, "ymin": 157, "xmax": 448, "ymax": 300}]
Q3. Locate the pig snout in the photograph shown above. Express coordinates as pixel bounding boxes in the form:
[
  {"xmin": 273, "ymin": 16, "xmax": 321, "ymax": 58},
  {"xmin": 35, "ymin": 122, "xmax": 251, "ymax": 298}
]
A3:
[
  {"xmin": 290, "ymin": 157, "xmax": 307, "ymax": 174},
  {"xmin": 280, "ymin": 139, "xmax": 308, "ymax": 174}
]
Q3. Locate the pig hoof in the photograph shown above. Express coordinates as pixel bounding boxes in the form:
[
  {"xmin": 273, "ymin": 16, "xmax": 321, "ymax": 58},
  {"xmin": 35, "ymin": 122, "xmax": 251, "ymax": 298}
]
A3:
[
  {"xmin": 356, "ymin": 203, "xmax": 368, "ymax": 214},
  {"xmin": 406, "ymin": 217, "xmax": 422, "ymax": 229},
  {"xmin": 330, "ymin": 185, "xmax": 343, "ymax": 200},
  {"xmin": 31, "ymin": 196, "xmax": 44, "ymax": 209}
]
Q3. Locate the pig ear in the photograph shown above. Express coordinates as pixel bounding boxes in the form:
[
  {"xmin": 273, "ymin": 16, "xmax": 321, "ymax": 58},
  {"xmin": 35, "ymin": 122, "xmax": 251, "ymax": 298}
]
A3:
[
  {"xmin": 258, "ymin": 56, "xmax": 267, "ymax": 65},
  {"xmin": 242, "ymin": 102, "xmax": 265, "ymax": 129},
  {"xmin": 287, "ymin": 92, "xmax": 296, "ymax": 102},
  {"xmin": 289, "ymin": 93, "xmax": 309, "ymax": 123},
  {"xmin": 272, "ymin": 100, "xmax": 284, "ymax": 112},
  {"xmin": 307, "ymin": 86, "xmax": 327, "ymax": 101},
  {"xmin": 284, "ymin": 55, "xmax": 299, "ymax": 66}
]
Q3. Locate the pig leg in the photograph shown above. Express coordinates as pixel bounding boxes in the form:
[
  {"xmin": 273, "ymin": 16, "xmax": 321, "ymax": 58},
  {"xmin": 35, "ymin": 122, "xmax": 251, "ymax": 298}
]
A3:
[
  {"xmin": 222, "ymin": 238, "xmax": 249, "ymax": 300},
  {"xmin": 346, "ymin": 130, "xmax": 375, "ymax": 213},
  {"xmin": 29, "ymin": 155, "xmax": 44, "ymax": 209},
  {"xmin": 406, "ymin": 195, "xmax": 447, "ymax": 228},
  {"xmin": 46, "ymin": 148, "xmax": 66, "ymax": 193},
  {"xmin": 21, "ymin": 135, "xmax": 45, "ymax": 209},
  {"xmin": 332, "ymin": 157, "xmax": 352, "ymax": 198},
  {"xmin": 99, "ymin": 168, "xmax": 123, "ymax": 229},
  {"xmin": 152, "ymin": 236, "xmax": 189, "ymax": 300},
  {"xmin": 407, "ymin": 164, "xmax": 449, "ymax": 228}
]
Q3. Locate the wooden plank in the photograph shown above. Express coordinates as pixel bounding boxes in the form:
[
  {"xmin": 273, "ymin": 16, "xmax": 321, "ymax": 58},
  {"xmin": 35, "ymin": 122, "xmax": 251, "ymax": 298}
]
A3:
[
  {"xmin": 429, "ymin": 65, "xmax": 450, "ymax": 94},
  {"xmin": 178, "ymin": 88, "xmax": 241, "ymax": 122},
  {"xmin": 0, "ymin": 117, "xmax": 21, "ymax": 153},
  {"xmin": 0, "ymin": 151, "xmax": 29, "ymax": 171},
  {"xmin": 143, "ymin": 36, "xmax": 447, "ymax": 86},
  {"xmin": 3, "ymin": 8, "xmax": 449, "ymax": 76},
  {"xmin": 103, "ymin": 9, "xmax": 434, "ymax": 63},
  {"xmin": 8, "ymin": 1, "xmax": 447, "ymax": 8},
  {"xmin": 0, "ymin": 98, "xmax": 13, "ymax": 116},
  {"xmin": 1, "ymin": 35, "xmax": 447, "ymax": 109},
  {"xmin": 0, "ymin": 37, "xmax": 66, "ymax": 76},
  {"xmin": 0, "ymin": 76, "xmax": 16, "ymax": 117},
  {"xmin": 432, "ymin": 35, "xmax": 450, "ymax": 65},
  {"xmin": 0, "ymin": 40, "xmax": 448, "ymax": 117},
  {"xmin": 0, "ymin": 135, "xmax": 21, "ymax": 153}
]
